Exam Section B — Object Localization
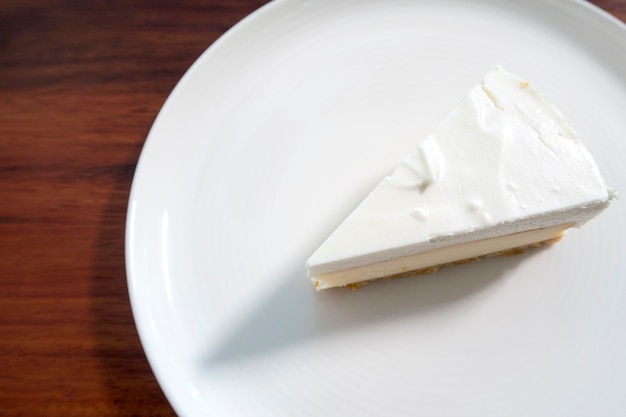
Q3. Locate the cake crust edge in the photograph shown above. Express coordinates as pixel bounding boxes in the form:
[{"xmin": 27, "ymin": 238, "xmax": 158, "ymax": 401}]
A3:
[{"xmin": 312, "ymin": 236, "xmax": 562, "ymax": 291}]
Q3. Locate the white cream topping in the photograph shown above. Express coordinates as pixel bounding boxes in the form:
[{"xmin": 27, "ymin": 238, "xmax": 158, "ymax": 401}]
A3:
[{"xmin": 307, "ymin": 66, "xmax": 613, "ymax": 278}]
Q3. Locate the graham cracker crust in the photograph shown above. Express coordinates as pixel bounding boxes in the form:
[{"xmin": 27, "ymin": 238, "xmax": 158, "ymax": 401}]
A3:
[{"xmin": 344, "ymin": 236, "xmax": 562, "ymax": 290}]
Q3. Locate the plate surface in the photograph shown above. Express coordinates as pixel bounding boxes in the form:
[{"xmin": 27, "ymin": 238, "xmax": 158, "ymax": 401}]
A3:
[{"xmin": 126, "ymin": 1, "xmax": 626, "ymax": 416}]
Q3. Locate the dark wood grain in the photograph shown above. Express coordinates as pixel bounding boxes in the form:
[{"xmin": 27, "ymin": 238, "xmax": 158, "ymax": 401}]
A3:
[
  {"xmin": 0, "ymin": 1, "xmax": 268, "ymax": 416},
  {"xmin": 590, "ymin": 0, "xmax": 626, "ymax": 21},
  {"xmin": 1, "ymin": 1, "xmax": 624, "ymax": 416}
]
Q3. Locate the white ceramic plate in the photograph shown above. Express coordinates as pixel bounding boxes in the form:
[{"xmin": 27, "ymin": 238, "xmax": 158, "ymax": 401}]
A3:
[{"xmin": 126, "ymin": 1, "xmax": 626, "ymax": 415}]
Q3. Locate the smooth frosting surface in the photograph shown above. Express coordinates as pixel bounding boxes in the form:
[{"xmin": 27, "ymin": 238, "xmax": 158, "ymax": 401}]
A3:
[{"xmin": 307, "ymin": 66, "xmax": 613, "ymax": 276}]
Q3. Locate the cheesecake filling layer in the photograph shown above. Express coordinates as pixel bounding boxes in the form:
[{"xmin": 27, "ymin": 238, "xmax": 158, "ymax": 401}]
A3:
[{"xmin": 312, "ymin": 223, "xmax": 571, "ymax": 290}]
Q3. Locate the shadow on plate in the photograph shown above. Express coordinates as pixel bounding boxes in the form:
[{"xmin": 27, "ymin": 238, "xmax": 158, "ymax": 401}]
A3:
[{"xmin": 200, "ymin": 248, "xmax": 541, "ymax": 369}]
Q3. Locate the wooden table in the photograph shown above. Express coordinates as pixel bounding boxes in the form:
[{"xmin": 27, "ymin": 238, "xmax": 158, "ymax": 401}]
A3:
[{"xmin": 1, "ymin": 1, "xmax": 624, "ymax": 415}]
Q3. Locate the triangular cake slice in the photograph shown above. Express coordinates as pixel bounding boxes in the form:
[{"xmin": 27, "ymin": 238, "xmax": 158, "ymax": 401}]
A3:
[{"xmin": 307, "ymin": 66, "xmax": 614, "ymax": 290}]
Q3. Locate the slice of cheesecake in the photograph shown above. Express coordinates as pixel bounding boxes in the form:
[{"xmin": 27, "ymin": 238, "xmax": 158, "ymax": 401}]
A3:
[{"xmin": 306, "ymin": 66, "xmax": 614, "ymax": 290}]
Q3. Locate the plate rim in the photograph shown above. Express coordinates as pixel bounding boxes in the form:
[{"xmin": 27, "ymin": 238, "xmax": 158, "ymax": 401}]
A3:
[{"xmin": 125, "ymin": 1, "xmax": 626, "ymax": 415}]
